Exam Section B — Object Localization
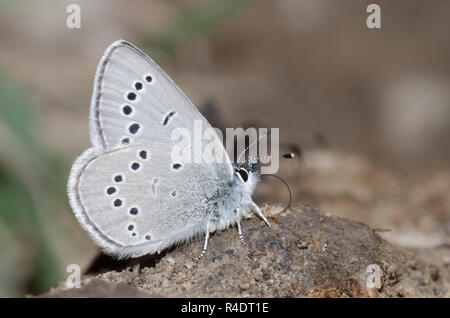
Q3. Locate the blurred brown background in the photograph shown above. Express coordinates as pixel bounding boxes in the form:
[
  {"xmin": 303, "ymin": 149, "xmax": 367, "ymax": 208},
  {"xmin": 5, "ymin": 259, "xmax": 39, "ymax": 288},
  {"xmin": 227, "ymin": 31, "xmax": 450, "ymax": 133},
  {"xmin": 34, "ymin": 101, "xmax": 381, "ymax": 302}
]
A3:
[{"xmin": 0, "ymin": 0, "xmax": 449, "ymax": 297}]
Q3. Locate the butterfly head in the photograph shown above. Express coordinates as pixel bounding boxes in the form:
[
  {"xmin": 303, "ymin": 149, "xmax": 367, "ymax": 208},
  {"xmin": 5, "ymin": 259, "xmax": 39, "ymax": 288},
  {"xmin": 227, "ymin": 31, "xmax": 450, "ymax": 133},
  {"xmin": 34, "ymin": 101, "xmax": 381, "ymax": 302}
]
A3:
[{"xmin": 233, "ymin": 162, "xmax": 259, "ymax": 191}]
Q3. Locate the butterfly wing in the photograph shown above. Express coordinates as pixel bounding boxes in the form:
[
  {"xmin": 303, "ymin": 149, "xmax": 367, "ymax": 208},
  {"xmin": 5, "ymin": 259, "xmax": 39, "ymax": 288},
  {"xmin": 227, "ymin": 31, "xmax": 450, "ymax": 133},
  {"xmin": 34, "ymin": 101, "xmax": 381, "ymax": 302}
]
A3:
[
  {"xmin": 89, "ymin": 40, "xmax": 232, "ymax": 176},
  {"xmin": 68, "ymin": 40, "xmax": 236, "ymax": 257},
  {"xmin": 68, "ymin": 143, "xmax": 223, "ymax": 258}
]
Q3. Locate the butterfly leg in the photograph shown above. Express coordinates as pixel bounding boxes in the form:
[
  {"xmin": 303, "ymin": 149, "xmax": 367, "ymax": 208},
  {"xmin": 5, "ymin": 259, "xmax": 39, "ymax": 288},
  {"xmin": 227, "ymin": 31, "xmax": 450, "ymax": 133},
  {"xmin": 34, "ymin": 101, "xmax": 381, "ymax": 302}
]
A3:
[
  {"xmin": 132, "ymin": 262, "xmax": 141, "ymax": 274},
  {"xmin": 235, "ymin": 208, "xmax": 246, "ymax": 246},
  {"xmin": 251, "ymin": 203, "xmax": 271, "ymax": 228},
  {"xmin": 194, "ymin": 222, "xmax": 210, "ymax": 262}
]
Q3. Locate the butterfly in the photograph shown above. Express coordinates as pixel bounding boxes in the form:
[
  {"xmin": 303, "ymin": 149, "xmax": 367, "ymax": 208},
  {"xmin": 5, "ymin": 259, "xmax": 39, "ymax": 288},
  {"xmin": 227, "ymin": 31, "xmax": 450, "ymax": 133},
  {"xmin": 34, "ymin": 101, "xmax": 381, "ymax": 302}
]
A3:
[{"xmin": 67, "ymin": 40, "xmax": 270, "ymax": 260}]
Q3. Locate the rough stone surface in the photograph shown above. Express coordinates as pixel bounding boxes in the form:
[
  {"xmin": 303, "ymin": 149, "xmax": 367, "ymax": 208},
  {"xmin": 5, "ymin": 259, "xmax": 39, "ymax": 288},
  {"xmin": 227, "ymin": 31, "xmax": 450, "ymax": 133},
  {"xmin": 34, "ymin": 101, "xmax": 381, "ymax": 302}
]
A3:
[{"xmin": 43, "ymin": 202, "xmax": 448, "ymax": 298}]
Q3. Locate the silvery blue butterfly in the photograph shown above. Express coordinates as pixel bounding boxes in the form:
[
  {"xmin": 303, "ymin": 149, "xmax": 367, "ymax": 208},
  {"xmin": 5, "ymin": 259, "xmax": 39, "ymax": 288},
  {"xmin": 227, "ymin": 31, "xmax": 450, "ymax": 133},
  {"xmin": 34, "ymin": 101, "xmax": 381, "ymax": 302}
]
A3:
[{"xmin": 67, "ymin": 40, "xmax": 270, "ymax": 260}]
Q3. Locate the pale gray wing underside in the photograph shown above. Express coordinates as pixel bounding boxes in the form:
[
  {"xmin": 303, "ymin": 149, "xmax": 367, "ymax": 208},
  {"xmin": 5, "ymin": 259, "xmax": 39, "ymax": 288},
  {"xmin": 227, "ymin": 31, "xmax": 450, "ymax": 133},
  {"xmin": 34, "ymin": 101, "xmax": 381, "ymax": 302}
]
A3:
[
  {"xmin": 69, "ymin": 40, "xmax": 235, "ymax": 257},
  {"xmin": 68, "ymin": 143, "xmax": 223, "ymax": 258},
  {"xmin": 89, "ymin": 39, "xmax": 232, "ymax": 179}
]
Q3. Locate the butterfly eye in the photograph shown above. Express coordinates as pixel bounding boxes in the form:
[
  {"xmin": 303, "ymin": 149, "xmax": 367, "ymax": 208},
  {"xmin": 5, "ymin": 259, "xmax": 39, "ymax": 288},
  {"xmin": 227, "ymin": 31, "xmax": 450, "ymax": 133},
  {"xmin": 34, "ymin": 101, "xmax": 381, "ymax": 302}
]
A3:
[{"xmin": 236, "ymin": 168, "xmax": 249, "ymax": 183}]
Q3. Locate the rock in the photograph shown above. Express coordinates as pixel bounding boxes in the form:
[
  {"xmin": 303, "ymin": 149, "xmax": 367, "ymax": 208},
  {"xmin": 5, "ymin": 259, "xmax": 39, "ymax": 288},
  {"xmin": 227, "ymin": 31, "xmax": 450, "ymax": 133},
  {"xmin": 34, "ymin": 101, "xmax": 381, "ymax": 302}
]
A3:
[{"xmin": 42, "ymin": 202, "xmax": 448, "ymax": 297}]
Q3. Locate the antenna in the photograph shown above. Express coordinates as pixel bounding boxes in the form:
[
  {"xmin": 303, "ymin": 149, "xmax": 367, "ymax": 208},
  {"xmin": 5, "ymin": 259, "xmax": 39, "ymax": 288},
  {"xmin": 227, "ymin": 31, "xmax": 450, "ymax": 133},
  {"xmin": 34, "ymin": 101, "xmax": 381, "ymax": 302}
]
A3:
[
  {"xmin": 248, "ymin": 153, "xmax": 296, "ymax": 162},
  {"xmin": 236, "ymin": 133, "xmax": 267, "ymax": 164},
  {"xmin": 260, "ymin": 174, "xmax": 292, "ymax": 213}
]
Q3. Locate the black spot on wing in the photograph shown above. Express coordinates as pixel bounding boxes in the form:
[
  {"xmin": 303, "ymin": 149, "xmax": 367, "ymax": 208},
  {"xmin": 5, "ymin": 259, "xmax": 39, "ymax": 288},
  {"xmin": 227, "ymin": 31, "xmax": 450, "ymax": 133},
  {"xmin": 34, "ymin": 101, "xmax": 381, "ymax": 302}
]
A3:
[
  {"xmin": 163, "ymin": 111, "xmax": 176, "ymax": 126},
  {"xmin": 129, "ymin": 123, "xmax": 140, "ymax": 134},
  {"xmin": 127, "ymin": 92, "xmax": 136, "ymax": 101},
  {"xmin": 122, "ymin": 105, "xmax": 132, "ymax": 115}
]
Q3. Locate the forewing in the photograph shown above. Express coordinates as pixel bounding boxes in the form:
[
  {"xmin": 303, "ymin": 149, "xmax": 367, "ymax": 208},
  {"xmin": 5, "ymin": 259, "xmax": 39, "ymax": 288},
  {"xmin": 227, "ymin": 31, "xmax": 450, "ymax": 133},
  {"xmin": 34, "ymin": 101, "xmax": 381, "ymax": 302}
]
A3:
[
  {"xmin": 67, "ymin": 143, "xmax": 221, "ymax": 258},
  {"xmin": 89, "ymin": 40, "xmax": 232, "ymax": 177}
]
